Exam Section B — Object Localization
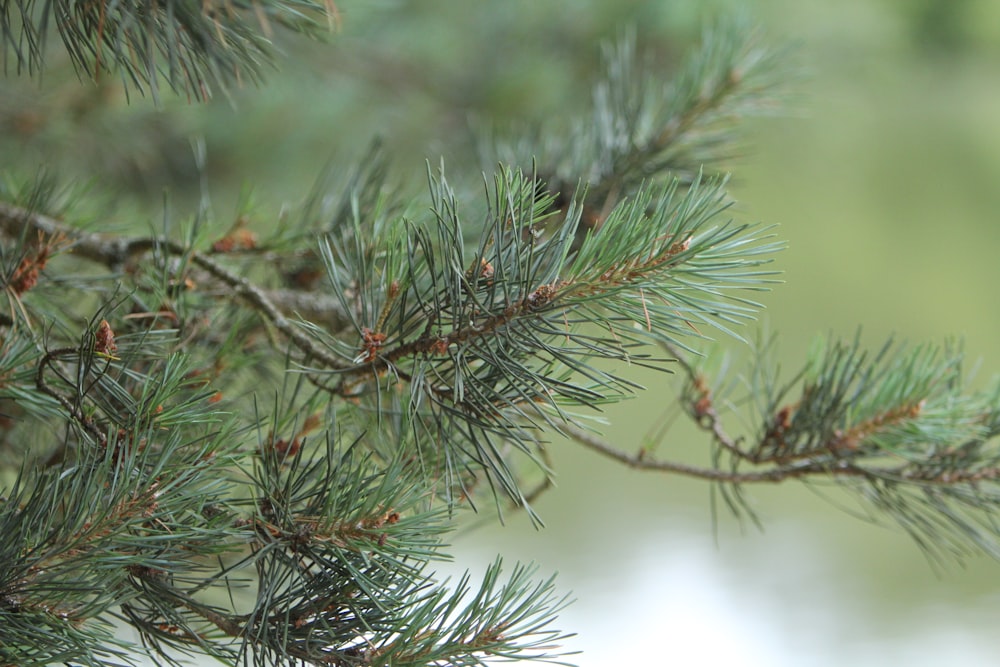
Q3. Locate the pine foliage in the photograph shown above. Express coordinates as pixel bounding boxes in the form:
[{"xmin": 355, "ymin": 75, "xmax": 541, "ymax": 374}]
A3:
[
  {"xmin": 2, "ymin": 0, "xmax": 337, "ymax": 100},
  {"xmin": 1, "ymin": 5, "xmax": 999, "ymax": 666}
]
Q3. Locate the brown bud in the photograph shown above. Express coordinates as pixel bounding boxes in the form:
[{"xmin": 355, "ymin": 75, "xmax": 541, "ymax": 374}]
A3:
[{"xmin": 95, "ymin": 319, "xmax": 117, "ymax": 355}]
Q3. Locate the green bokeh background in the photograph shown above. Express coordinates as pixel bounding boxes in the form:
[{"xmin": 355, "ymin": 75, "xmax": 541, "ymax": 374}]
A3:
[{"xmin": 4, "ymin": 0, "xmax": 1000, "ymax": 664}]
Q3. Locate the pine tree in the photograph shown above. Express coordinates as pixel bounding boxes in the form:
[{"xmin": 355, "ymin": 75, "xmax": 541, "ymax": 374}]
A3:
[{"xmin": 2, "ymin": 3, "xmax": 999, "ymax": 666}]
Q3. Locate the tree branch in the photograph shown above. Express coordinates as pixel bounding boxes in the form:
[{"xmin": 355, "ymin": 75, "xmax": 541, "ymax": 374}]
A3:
[
  {"xmin": 0, "ymin": 201, "xmax": 353, "ymax": 366},
  {"xmin": 558, "ymin": 419, "xmax": 832, "ymax": 483},
  {"xmin": 559, "ymin": 418, "xmax": 1000, "ymax": 489}
]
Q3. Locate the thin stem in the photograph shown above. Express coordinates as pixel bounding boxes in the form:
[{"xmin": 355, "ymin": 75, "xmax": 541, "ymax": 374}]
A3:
[
  {"xmin": 36, "ymin": 346, "xmax": 109, "ymax": 451},
  {"xmin": 185, "ymin": 243, "xmax": 350, "ymax": 370},
  {"xmin": 660, "ymin": 339, "xmax": 750, "ymax": 460},
  {"xmin": 559, "ymin": 419, "xmax": 817, "ymax": 483},
  {"xmin": 560, "ymin": 417, "xmax": 1000, "ymax": 489}
]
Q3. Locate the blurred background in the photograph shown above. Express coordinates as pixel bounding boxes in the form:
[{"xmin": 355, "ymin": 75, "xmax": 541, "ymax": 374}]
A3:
[{"xmin": 4, "ymin": 0, "xmax": 1000, "ymax": 664}]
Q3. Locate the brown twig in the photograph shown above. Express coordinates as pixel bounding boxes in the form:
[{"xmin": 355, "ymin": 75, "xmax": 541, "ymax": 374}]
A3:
[
  {"xmin": 559, "ymin": 410, "xmax": 1000, "ymax": 489},
  {"xmin": 183, "ymin": 244, "xmax": 350, "ymax": 370},
  {"xmin": 558, "ymin": 419, "xmax": 822, "ymax": 483},
  {"xmin": 0, "ymin": 202, "xmax": 353, "ymax": 368},
  {"xmin": 659, "ymin": 338, "xmax": 751, "ymax": 461},
  {"xmin": 0, "ymin": 202, "xmax": 137, "ymax": 269},
  {"xmin": 36, "ymin": 346, "xmax": 110, "ymax": 452}
]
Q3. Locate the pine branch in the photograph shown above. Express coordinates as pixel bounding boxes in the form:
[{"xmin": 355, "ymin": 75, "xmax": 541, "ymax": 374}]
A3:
[
  {"xmin": 1, "ymin": 0, "xmax": 341, "ymax": 100},
  {"xmin": 105, "ymin": 435, "xmax": 571, "ymax": 666},
  {"xmin": 554, "ymin": 335, "xmax": 1000, "ymax": 565},
  {"xmin": 0, "ymin": 200, "xmax": 353, "ymax": 364},
  {"xmin": 5, "ymin": 9, "xmax": 1000, "ymax": 666},
  {"xmin": 0, "ymin": 360, "xmax": 244, "ymax": 665},
  {"xmin": 1, "ymin": 305, "xmax": 572, "ymax": 665},
  {"xmin": 308, "ymin": 163, "xmax": 778, "ymax": 510},
  {"xmin": 485, "ymin": 17, "xmax": 789, "ymax": 245}
]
